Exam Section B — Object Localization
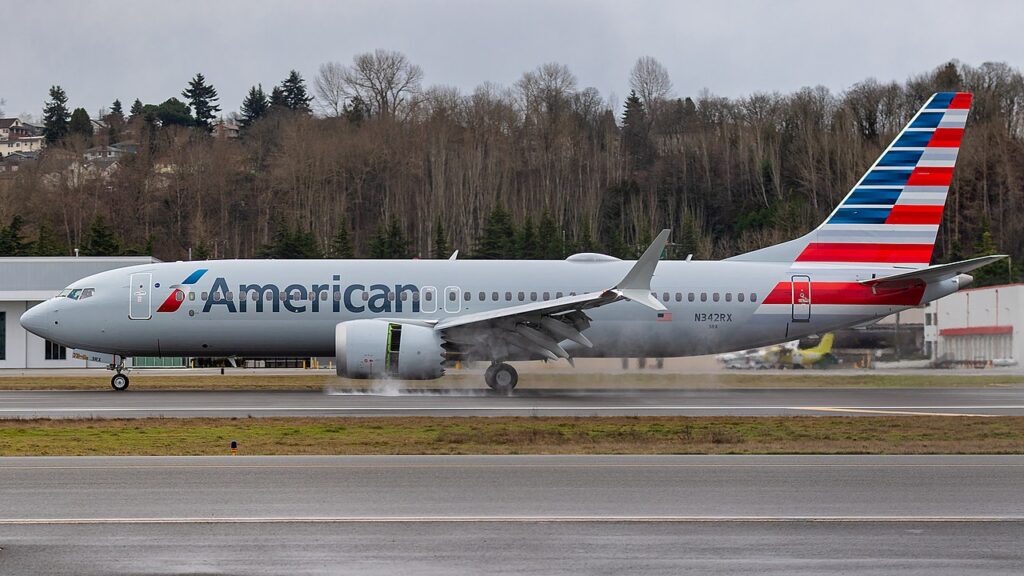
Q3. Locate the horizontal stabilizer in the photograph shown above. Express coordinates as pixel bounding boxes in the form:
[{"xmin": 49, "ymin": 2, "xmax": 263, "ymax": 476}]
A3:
[{"xmin": 860, "ymin": 255, "xmax": 1007, "ymax": 289}]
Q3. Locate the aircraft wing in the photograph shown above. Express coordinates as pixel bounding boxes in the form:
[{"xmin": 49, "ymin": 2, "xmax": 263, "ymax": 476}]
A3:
[
  {"xmin": 859, "ymin": 255, "xmax": 1007, "ymax": 289},
  {"xmin": 434, "ymin": 230, "xmax": 671, "ymax": 361}
]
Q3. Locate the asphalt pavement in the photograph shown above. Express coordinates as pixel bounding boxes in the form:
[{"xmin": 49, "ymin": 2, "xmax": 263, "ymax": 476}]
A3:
[
  {"xmin": 0, "ymin": 455, "xmax": 1021, "ymax": 574},
  {"xmin": 1, "ymin": 387, "xmax": 1024, "ymax": 417}
]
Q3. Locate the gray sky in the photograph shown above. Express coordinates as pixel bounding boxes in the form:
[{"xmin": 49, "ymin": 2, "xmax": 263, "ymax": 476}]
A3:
[{"xmin": 4, "ymin": 0, "xmax": 1022, "ymax": 119}]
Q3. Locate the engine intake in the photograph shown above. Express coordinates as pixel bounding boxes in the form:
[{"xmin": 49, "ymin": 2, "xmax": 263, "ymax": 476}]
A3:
[{"xmin": 335, "ymin": 319, "xmax": 445, "ymax": 380}]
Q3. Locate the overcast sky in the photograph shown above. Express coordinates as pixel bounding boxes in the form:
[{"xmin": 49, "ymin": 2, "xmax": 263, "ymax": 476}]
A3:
[{"xmin": 4, "ymin": 0, "xmax": 1022, "ymax": 120}]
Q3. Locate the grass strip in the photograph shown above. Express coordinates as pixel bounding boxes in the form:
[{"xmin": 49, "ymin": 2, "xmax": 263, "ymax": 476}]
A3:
[
  {"xmin": 0, "ymin": 372, "xmax": 1023, "ymax": 391},
  {"xmin": 1, "ymin": 416, "xmax": 1022, "ymax": 456}
]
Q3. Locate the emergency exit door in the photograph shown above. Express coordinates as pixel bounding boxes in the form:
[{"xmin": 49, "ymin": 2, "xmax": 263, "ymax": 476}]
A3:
[
  {"xmin": 129, "ymin": 272, "xmax": 152, "ymax": 320},
  {"xmin": 791, "ymin": 275, "xmax": 811, "ymax": 322}
]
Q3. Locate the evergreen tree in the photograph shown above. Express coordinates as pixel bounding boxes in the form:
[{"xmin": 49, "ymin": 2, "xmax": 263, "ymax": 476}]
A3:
[
  {"xmin": 0, "ymin": 215, "xmax": 31, "ymax": 256},
  {"xmin": 42, "ymin": 85, "xmax": 70, "ymax": 143},
  {"xmin": 69, "ymin": 107, "xmax": 93, "ymax": 137},
  {"xmin": 192, "ymin": 241, "xmax": 211, "ymax": 260},
  {"xmin": 31, "ymin": 223, "xmax": 65, "ymax": 256},
  {"xmin": 146, "ymin": 98, "xmax": 193, "ymax": 127},
  {"xmin": 517, "ymin": 216, "xmax": 539, "ymax": 259},
  {"xmin": 269, "ymin": 86, "xmax": 288, "ymax": 110},
  {"xmin": 129, "ymin": 98, "xmax": 144, "ymax": 118},
  {"xmin": 574, "ymin": 220, "xmax": 597, "ymax": 254},
  {"xmin": 110, "ymin": 99, "xmax": 124, "ymax": 119},
  {"xmin": 83, "ymin": 215, "xmax": 121, "ymax": 256},
  {"xmin": 239, "ymin": 84, "xmax": 269, "ymax": 130},
  {"xmin": 182, "ymin": 72, "xmax": 220, "ymax": 130},
  {"xmin": 329, "ymin": 219, "xmax": 355, "ymax": 258},
  {"xmin": 369, "ymin": 217, "xmax": 409, "ymax": 259},
  {"xmin": 433, "ymin": 217, "xmax": 450, "ymax": 258},
  {"xmin": 280, "ymin": 70, "xmax": 313, "ymax": 112},
  {"xmin": 621, "ymin": 90, "xmax": 653, "ymax": 170},
  {"xmin": 537, "ymin": 211, "xmax": 563, "ymax": 259},
  {"xmin": 475, "ymin": 206, "xmax": 517, "ymax": 259},
  {"xmin": 344, "ymin": 96, "xmax": 367, "ymax": 125},
  {"xmin": 971, "ymin": 221, "xmax": 1010, "ymax": 286}
]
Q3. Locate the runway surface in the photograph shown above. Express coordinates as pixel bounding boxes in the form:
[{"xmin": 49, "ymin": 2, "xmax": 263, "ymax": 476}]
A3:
[
  {"xmin": 1, "ymin": 455, "xmax": 1021, "ymax": 574},
  {"xmin": 2, "ymin": 387, "xmax": 1024, "ymax": 417}
]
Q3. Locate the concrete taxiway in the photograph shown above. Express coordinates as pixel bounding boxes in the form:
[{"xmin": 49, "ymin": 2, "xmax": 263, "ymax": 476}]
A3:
[
  {"xmin": 0, "ymin": 455, "xmax": 1021, "ymax": 574},
  {"xmin": 2, "ymin": 387, "xmax": 1024, "ymax": 417}
]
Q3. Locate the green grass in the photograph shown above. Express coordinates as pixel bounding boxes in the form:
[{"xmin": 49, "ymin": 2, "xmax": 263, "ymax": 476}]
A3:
[
  {"xmin": 2, "ymin": 416, "xmax": 1022, "ymax": 456},
  {"xmin": 1, "ymin": 371, "xmax": 1023, "ymax": 391}
]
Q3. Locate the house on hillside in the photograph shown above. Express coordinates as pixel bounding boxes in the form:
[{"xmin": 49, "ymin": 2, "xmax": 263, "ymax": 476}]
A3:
[
  {"xmin": 83, "ymin": 142, "xmax": 138, "ymax": 162},
  {"xmin": 0, "ymin": 118, "xmax": 46, "ymax": 158},
  {"xmin": 212, "ymin": 119, "xmax": 240, "ymax": 139}
]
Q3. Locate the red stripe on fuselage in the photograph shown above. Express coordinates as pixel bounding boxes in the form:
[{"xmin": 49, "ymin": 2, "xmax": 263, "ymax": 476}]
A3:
[
  {"xmin": 885, "ymin": 205, "xmax": 944, "ymax": 225},
  {"xmin": 795, "ymin": 243, "xmax": 934, "ymax": 264},
  {"xmin": 763, "ymin": 281, "xmax": 925, "ymax": 306},
  {"xmin": 156, "ymin": 288, "xmax": 185, "ymax": 313}
]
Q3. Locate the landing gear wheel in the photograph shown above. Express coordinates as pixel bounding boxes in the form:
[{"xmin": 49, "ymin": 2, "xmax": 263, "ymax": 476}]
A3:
[
  {"xmin": 111, "ymin": 373, "xmax": 130, "ymax": 391},
  {"xmin": 485, "ymin": 363, "xmax": 518, "ymax": 394}
]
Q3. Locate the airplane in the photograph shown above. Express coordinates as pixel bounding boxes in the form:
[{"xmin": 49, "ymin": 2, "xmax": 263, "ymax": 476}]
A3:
[
  {"xmin": 20, "ymin": 92, "xmax": 1005, "ymax": 392},
  {"xmin": 718, "ymin": 333, "xmax": 836, "ymax": 369}
]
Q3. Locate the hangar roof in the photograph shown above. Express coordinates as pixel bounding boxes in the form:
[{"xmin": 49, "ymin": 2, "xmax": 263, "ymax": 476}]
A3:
[{"xmin": 0, "ymin": 256, "xmax": 159, "ymax": 297}]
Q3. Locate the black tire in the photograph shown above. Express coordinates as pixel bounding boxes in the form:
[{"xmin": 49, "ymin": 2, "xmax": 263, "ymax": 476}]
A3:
[
  {"xmin": 111, "ymin": 373, "xmax": 130, "ymax": 391},
  {"xmin": 486, "ymin": 363, "xmax": 518, "ymax": 394}
]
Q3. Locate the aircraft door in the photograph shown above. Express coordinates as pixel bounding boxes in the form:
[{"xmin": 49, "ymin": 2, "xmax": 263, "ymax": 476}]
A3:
[
  {"xmin": 791, "ymin": 275, "xmax": 811, "ymax": 322},
  {"xmin": 444, "ymin": 286, "xmax": 461, "ymax": 313},
  {"xmin": 421, "ymin": 286, "xmax": 437, "ymax": 313},
  {"xmin": 129, "ymin": 272, "xmax": 152, "ymax": 320}
]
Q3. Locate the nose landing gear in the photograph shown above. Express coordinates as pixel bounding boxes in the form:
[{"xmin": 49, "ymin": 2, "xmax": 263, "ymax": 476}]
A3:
[
  {"xmin": 484, "ymin": 363, "xmax": 518, "ymax": 394},
  {"xmin": 109, "ymin": 358, "xmax": 130, "ymax": 391}
]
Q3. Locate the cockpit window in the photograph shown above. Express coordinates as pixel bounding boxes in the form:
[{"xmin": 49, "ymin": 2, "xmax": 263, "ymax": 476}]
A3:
[
  {"xmin": 62, "ymin": 288, "xmax": 95, "ymax": 300},
  {"xmin": 68, "ymin": 289, "xmax": 83, "ymax": 300},
  {"xmin": 57, "ymin": 289, "xmax": 71, "ymax": 298},
  {"xmin": 80, "ymin": 288, "xmax": 95, "ymax": 299}
]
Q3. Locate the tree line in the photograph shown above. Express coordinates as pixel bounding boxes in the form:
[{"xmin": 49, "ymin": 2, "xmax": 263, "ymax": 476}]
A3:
[{"xmin": 1, "ymin": 55, "xmax": 1022, "ymax": 284}]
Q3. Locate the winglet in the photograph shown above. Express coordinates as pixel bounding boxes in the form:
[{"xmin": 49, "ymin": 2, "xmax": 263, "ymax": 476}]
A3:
[{"xmin": 612, "ymin": 229, "xmax": 670, "ymax": 311}]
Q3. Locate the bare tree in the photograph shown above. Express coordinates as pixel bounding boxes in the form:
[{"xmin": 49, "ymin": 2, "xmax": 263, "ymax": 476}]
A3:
[
  {"xmin": 314, "ymin": 61, "xmax": 347, "ymax": 117},
  {"xmin": 340, "ymin": 49, "xmax": 424, "ymax": 120},
  {"xmin": 516, "ymin": 62, "xmax": 577, "ymax": 115},
  {"xmin": 629, "ymin": 56, "xmax": 673, "ymax": 111}
]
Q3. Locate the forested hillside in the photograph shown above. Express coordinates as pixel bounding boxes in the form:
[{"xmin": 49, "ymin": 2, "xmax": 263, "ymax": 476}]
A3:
[{"xmin": 1, "ymin": 57, "xmax": 1021, "ymax": 282}]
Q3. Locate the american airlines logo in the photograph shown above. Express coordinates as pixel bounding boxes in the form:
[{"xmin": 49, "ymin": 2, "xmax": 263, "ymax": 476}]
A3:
[{"xmin": 159, "ymin": 270, "xmax": 422, "ymax": 315}]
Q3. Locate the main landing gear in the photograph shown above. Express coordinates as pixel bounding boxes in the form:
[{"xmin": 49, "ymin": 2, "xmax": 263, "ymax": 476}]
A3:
[
  {"xmin": 484, "ymin": 363, "xmax": 518, "ymax": 394},
  {"xmin": 109, "ymin": 358, "xmax": 130, "ymax": 391}
]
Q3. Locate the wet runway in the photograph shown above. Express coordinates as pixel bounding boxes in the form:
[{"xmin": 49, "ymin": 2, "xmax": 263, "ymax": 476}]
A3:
[
  {"xmin": 2, "ymin": 387, "xmax": 1024, "ymax": 417},
  {"xmin": 1, "ymin": 455, "xmax": 1021, "ymax": 574}
]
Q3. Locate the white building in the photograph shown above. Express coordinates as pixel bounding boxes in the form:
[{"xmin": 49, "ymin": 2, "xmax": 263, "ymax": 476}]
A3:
[
  {"xmin": 0, "ymin": 257, "xmax": 158, "ymax": 369},
  {"xmin": 926, "ymin": 283, "xmax": 1022, "ymax": 365}
]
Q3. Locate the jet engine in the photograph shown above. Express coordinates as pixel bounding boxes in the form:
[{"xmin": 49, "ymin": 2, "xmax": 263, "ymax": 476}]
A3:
[{"xmin": 335, "ymin": 319, "xmax": 445, "ymax": 380}]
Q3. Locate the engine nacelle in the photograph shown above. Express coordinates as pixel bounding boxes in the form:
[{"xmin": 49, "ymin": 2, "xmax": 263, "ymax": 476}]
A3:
[{"xmin": 335, "ymin": 319, "xmax": 445, "ymax": 380}]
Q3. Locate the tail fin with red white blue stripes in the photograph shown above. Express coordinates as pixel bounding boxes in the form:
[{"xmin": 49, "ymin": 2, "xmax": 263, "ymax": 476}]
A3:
[{"xmin": 729, "ymin": 92, "xmax": 971, "ymax": 268}]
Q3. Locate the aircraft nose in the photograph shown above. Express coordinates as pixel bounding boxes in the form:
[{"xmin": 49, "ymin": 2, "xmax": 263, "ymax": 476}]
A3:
[{"xmin": 20, "ymin": 301, "xmax": 54, "ymax": 338}]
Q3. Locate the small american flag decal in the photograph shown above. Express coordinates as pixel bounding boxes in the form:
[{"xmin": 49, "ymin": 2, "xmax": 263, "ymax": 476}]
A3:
[{"xmin": 657, "ymin": 312, "xmax": 673, "ymax": 322}]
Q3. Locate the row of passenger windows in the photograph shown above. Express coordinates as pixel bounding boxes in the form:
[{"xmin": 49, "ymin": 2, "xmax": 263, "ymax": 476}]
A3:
[{"xmin": 195, "ymin": 289, "xmax": 757, "ymax": 304}]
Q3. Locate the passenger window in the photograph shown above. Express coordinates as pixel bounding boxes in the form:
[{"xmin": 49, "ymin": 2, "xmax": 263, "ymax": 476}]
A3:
[
  {"xmin": 688, "ymin": 293, "xmax": 695, "ymax": 302},
  {"xmin": 505, "ymin": 292, "xmax": 512, "ymax": 301},
  {"xmin": 530, "ymin": 292, "xmax": 537, "ymax": 301},
  {"xmin": 189, "ymin": 291, "xmax": 196, "ymax": 301},
  {"xmin": 322, "ymin": 292, "xmax": 329, "ymax": 301},
  {"xmin": 725, "ymin": 293, "xmax": 732, "ymax": 302},
  {"xmin": 266, "ymin": 293, "xmax": 273, "ymax": 301},
  {"xmin": 412, "ymin": 291, "xmax": 420, "ymax": 301},
  {"xmin": 175, "ymin": 291, "xmax": 184, "ymax": 302},
  {"xmin": 662, "ymin": 292, "xmax": 669, "ymax": 302},
  {"xmin": 518, "ymin": 292, "xmax": 525, "ymax": 302},
  {"xmin": 425, "ymin": 291, "xmax": 433, "ymax": 302},
  {"xmin": 361, "ymin": 292, "xmax": 369, "ymax": 301},
  {"xmin": 448, "ymin": 291, "xmax": 457, "ymax": 302},
  {"xmin": 738, "ymin": 293, "xmax": 745, "ymax": 302},
  {"xmin": 251, "ymin": 292, "xmax": 258, "ymax": 301},
  {"xmin": 700, "ymin": 292, "xmax": 707, "ymax": 302},
  {"xmin": 751, "ymin": 293, "xmax": 758, "ymax": 302},
  {"xmin": 492, "ymin": 291, "xmax": 499, "ymax": 301},
  {"xmin": 543, "ymin": 292, "xmax": 550, "ymax": 300},
  {"xmin": 556, "ymin": 292, "xmax": 563, "ymax": 299},
  {"xmin": 569, "ymin": 291, "xmax": 577, "ymax": 296},
  {"xmin": 227, "ymin": 292, "xmax": 234, "ymax": 301},
  {"xmin": 675, "ymin": 293, "xmax": 682, "ymax": 302},
  {"xmin": 400, "ymin": 292, "xmax": 408, "ymax": 301},
  {"xmin": 279, "ymin": 293, "xmax": 286, "ymax": 301},
  {"xmin": 479, "ymin": 291, "xmax": 486, "ymax": 301},
  {"xmin": 464, "ymin": 291, "xmax": 471, "ymax": 301},
  {"xmin": 388, "ymin": 292, "xmax": 396, "ymax": 301},
  {"xmin": 713, "ymin": 293, "xmax": 720, "ymax": 302}
]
